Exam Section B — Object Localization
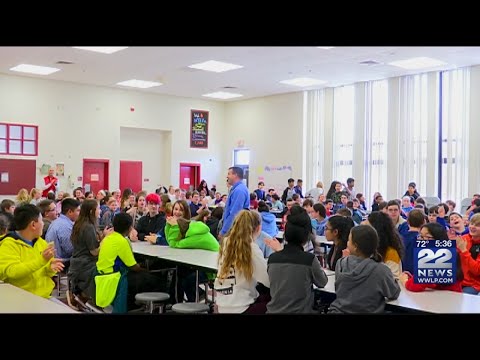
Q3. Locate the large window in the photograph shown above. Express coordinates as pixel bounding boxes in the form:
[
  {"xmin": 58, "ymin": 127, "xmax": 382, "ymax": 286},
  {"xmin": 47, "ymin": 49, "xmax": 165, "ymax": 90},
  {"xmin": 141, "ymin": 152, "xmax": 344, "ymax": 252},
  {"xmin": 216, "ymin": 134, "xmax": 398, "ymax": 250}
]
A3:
[
  {"xmin": 365, "ymin": 80, "xmax": 388, "ymax": 206},
  {"xmin": 441, "ymin": 68, "xmax": 470, "ymax": 208},
  {"xmin": 332, "ymin": 85, "xmax": 355, "ymax": 183},
  {"xmin": 397, "ymin": 74, "xmax": 432, "ymax": 197},
  {"xmin": 0, "ymin": 123, "xmax": 38, "ymax": 156}
]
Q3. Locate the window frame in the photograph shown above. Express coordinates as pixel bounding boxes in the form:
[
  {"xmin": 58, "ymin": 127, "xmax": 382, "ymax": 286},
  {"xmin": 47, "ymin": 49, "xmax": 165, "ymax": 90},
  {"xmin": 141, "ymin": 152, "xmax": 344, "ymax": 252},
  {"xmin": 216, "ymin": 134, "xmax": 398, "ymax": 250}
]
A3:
[{"xmin": 0, "ymin": 122, "xmax": 38, "ymax": 156}]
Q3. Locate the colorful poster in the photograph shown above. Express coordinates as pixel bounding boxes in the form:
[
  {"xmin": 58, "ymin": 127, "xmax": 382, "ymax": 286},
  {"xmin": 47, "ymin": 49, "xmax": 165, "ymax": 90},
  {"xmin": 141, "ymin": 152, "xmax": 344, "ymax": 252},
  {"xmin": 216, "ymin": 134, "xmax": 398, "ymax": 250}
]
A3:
[{"xmin": 190, "ymin": 109, "xmax": 209, "ymax": 148}]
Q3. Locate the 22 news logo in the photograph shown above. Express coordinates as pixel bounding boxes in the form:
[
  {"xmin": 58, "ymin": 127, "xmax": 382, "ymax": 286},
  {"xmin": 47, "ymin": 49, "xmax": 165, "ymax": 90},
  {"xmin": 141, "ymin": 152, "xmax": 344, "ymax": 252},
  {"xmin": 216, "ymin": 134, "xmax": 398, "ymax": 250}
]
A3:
[{"xmin": 414, "ymin": 240, "xmax": 456, "ymax": 284}]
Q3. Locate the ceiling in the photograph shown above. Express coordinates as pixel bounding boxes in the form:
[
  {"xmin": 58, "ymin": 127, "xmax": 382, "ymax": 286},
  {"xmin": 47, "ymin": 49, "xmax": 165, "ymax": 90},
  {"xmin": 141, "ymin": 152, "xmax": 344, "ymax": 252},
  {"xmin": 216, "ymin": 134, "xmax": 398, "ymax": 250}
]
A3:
[{"xmin": 1, "ymin": 46, "xmax": 480, "ymax": 101}]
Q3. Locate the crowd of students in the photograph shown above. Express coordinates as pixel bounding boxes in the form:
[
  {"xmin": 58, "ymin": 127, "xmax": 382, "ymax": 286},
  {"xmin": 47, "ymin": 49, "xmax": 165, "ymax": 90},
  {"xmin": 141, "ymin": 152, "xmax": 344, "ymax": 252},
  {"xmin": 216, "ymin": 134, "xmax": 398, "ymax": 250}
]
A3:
[{"xmin": 1, "ymin": 173, "xmax": 480, "ymax": 314}]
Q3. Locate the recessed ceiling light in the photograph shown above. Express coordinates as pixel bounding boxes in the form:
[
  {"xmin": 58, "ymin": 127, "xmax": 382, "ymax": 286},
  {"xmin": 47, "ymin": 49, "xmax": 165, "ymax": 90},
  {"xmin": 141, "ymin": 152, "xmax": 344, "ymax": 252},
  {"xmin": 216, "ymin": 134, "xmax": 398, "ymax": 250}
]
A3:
[
  {"xmin": 188, "ymin": 60, "xmax": 243, "ymax": 73},
  {"xmin": 388, "ymin": 57, "xmax": 447, "ymax": 70},
  {"xmin": 280, "ymin": 77, "xmax": 327, "ymax": 87},
  {"xmin": 9, "ymin": 64, "xmax": 60, "ymax": 75},
  {"xmin": 116, "ymin": 79, "xmax": 162, "ymax": 89},
  {"xmin": 73, "ymin": 47, "xmax": 128, "ymax": 54},
  {"xmin": 317, "ymin": 47, "xmax": 335, "ymax": 50},
  {"xmin": 202, "ymin": 91, "xmax": 243, "ymax": 99}
]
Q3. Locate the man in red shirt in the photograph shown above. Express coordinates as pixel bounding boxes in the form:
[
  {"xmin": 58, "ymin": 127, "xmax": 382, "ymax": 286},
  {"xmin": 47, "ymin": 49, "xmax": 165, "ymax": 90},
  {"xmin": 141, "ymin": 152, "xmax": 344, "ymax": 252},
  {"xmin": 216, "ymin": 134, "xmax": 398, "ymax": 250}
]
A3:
[{"xmin": 42, "ymin": 168, "xmax": 58, "ymax": 198}]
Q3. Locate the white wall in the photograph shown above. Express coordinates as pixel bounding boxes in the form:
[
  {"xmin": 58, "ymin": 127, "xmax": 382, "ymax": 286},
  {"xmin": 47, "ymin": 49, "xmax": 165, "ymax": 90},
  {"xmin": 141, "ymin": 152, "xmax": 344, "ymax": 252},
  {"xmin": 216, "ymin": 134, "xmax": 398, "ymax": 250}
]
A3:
[
  {"xmin": 0, "ymin": 73, "xmax": 226, "ymax": 198},
  {"xmin": 119, "ymin": 127, "xmax": 172, "ymax": 190},
  {"xmin": 223, "ymin": 93, "xmax": 304, "ymax": 194}
]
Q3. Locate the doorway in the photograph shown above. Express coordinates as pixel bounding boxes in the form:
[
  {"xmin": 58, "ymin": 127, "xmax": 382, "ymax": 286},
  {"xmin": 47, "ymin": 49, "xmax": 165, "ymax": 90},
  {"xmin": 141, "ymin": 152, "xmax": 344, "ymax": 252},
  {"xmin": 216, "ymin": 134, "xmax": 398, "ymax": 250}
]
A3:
[
  {"xmin": 120, "ymin": 160, "xmax": 142, "ymax": 193},
  {"xmin": 83, "ymin": 159, "xmax": 109, "ymax": 194},
  {"xmin": 179, "ymin": 163, "xmax": 200, "ymax": 191}
]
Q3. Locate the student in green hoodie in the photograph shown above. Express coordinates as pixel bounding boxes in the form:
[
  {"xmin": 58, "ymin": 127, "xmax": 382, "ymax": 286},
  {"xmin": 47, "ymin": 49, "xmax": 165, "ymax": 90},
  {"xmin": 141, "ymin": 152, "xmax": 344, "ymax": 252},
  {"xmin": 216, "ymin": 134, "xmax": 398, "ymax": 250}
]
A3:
[{"xmin": 165, "ymin": 202, "xmax": 219, "ymax": 302}]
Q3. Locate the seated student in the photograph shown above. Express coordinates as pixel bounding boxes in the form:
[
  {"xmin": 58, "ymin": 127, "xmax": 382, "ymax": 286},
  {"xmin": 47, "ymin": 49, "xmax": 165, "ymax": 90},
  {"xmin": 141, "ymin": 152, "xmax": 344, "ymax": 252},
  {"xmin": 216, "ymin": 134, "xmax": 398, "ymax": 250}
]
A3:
[
  {"xmin": 250, "ymin": 192, "xmax": 259, "ymax": 210},
  {"xmin": 0, "ymin": 213, "xmax": 10, "ymax": 240},
  {"xmin": 100, "ymin": 198, "xmax": 119, "ymax": 230},
  {"xmin": 165, "ymin": 215, "xmax": 219, "ymax": 251},
  {"xmin": 165, "ymin": 204, "xmax": 219, "ymax": 302},
  {"xmin": 96, "ymin": 212, "xmax": 163, "ymax": 312},
  {"xmin": 371, "ymin": 193, "xmax": 384, "ymax": 212},
  {"xmin": 136, "ymin": 193, "xmax": 167, "ymax": 245},
  {"xmin": 0, "ymin": 204, "xmax": 64, "ymax": 298},
  {"xmin": 363, "ymin": 211, "xmax": 404, "ymax": 279},
  {"xmin": 448, "ymin": 212, "xmax": 469, "ymax": 236},
  {"xmin": 258, "ymin": 201, "xmax": 278, "ymax": 239},
  {"xmin": 454, "ymin": 213, "xmax": 480, "ymax": 295},
  {"xmin": 403, "ymin": 182, "xmax": 420, "ymax": 202},
  {"xmin": 270, "ymin": 194, "xmax": 284, "ymax": 212},
  {"xmin": 214, "ymin": 210, "xmax": 270, "ymax": 314},
  {"xmin": 401, "ymin": 196, "xmax": 414, "ymax": 217},
  {"xmin": 207, "ymin": 207, "xmax": 223, "ymax": 239},
  {"xmin": 400, "ymin": 222, "xmax": 463, "ymax": 293},
  {"xmin": 267, "ymin": 207, "xmax": 328, "ymax": 313},
  {"xmin": 310, "ymin": 203, "xmax": 328, "ymax": 236},
  {"xmin": 69, "ymin": 200, "xmax": 112, "ymax": 300},
  {"xmin": 325, "ymin": 215, "xmax": 355, "ymax": 271},
  {"xmin": 328, "ymin": 225, "xmax": 400, "ymax": 313},
  {"xmin": 400, "ymin": 209, "xmax": 425, "ymax": 274},
  {"xmin": 0, "ymin": 199, "xmax": 15, "ymax": 231}
]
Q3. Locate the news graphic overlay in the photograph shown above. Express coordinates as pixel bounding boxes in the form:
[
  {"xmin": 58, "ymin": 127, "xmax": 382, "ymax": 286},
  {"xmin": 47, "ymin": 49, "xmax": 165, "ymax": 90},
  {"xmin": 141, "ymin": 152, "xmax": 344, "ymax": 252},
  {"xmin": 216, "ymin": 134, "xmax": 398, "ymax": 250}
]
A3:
[{"xmin": 414, "ymin": 239, "xmax": 456, "ymax": 284}]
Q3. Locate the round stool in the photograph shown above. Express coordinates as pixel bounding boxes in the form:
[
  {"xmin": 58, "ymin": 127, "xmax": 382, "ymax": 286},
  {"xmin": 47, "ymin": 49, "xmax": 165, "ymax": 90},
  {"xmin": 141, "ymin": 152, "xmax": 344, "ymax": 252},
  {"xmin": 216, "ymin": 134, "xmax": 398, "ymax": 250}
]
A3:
[
  {"xmin": 135, "ymin": 292, "xmax": 170, "ymax": 313},
  {"xmin": 172, "ymin": 303, "xmax": 210, "ymax": 314}
]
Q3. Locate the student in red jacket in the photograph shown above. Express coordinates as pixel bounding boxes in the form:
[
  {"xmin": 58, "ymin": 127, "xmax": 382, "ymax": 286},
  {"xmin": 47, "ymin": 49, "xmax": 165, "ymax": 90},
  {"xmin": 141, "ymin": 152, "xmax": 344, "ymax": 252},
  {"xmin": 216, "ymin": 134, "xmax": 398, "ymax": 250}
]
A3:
[
  {"xmin": 456, "ymin": 213, "xmax": 480, "ymax": 294},
  {"xmin": 399, "ymin": 222, "xmax": 463, "ymax": 292}
]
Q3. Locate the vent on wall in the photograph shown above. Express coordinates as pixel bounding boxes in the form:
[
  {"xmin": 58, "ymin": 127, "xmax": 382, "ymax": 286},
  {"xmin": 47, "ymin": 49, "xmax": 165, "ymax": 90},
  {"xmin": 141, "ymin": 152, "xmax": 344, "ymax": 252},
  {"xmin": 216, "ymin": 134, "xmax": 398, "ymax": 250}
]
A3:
[
  {"xmin": 359, "ymin": 60, "xmax": 382, "ymax": 66},
  {"xmin": 222, "ymin": 86, "xmax": 237, "ymax": 89},
  {"xmin": 56, "ymin": 60, "xmax": 74, "ymax": 65}
]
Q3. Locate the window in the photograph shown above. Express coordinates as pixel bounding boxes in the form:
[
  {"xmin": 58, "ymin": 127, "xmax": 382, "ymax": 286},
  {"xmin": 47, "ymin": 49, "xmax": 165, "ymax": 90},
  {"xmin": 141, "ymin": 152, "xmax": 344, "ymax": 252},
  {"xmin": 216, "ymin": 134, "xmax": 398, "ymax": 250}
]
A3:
[
  {"xmin": 233, "ymin": 148, "xmax": 250, "ymax": 188},
  {"xmin": 397, "ymin": 74, "xmax": 433, "ymax": 197},
  {"xmin": 365, "ymin": 80, "xmax": 389, "ymax": 207},
  {"xmin": 441, "ymin": 68, "xmax": 470, "ymax": 208},
  {"xmin": 233, "ymin": 149, "xmax": 250, "ymax": 166},
  {"xmin": 0, "ymin": 123, "xmax": 38, "ymax": 156},
  {"xmin": 332, "ymin": 85, "xmax": 355, "ymax": 183}
]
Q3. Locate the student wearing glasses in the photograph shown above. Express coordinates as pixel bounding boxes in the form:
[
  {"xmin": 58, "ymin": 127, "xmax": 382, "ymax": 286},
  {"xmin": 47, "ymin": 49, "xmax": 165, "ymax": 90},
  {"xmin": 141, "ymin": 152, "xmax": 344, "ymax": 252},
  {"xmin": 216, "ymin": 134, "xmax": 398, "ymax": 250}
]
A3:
[{"xmin": 37, "ymin": 200, "xmax": 58, "ymax": 238}]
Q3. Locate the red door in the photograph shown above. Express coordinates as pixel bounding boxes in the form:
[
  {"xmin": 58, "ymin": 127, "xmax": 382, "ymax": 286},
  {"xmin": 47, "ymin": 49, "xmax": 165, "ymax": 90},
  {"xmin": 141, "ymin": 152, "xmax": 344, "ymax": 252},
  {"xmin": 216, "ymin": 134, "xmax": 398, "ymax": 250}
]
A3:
[
  {"xmin": 120, "ymin": 160, "xmax": 142, "ymax": 193},
  {"xmin": 83, "ymin": 159, "xmax": 109, "ymax": 195},
  {"xmin": 179, "ymin": 163, "xmax": 200, "ymax": 191},
  {"xmin": 0, "ymin": 159, "xmax": 36, "ymax": 195}
]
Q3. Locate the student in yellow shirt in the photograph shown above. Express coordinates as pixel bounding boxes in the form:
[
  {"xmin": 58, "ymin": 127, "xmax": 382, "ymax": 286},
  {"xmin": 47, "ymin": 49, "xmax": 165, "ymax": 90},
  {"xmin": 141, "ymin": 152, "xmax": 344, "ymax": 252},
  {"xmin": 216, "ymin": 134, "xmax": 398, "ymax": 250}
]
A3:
[
  {"xmin": 96, "ymin": 212, "xmax": 163, "ymax": 312},
  {"xmin": 0, "ymin": 204, "xmax": 64, "ymax": 298}
]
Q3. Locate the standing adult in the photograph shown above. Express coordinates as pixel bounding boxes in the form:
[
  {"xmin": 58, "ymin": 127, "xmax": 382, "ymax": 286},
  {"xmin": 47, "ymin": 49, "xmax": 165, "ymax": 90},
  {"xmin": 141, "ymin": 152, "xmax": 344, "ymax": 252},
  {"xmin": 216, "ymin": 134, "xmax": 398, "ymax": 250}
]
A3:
[
  {"xmin": 219, "ymin": 167, "xmax": 250, "ymax": 239},
  {"xmin": 42, "ymin": 168, "xmax": 58, "ymax": 198}
]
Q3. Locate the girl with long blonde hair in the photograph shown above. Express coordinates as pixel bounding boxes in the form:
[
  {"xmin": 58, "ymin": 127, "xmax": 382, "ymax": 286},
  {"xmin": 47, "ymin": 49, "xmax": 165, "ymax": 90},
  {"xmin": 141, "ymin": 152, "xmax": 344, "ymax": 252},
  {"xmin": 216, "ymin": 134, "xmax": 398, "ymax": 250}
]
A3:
[{"xmin": 214, "ymin": 210, "xmax": 270, "ymax": 314}]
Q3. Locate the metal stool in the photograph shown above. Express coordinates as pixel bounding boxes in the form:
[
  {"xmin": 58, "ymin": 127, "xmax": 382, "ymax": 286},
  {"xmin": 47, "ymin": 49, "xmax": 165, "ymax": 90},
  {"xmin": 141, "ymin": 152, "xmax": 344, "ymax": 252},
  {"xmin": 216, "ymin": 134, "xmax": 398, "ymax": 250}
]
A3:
[
  {"xmin": 171, "ymin": 302, "xmax": 210, "ymax": 314},
  {"xmin": 135, "ymin": 292, "xmax": 170, "ymax": 313}
]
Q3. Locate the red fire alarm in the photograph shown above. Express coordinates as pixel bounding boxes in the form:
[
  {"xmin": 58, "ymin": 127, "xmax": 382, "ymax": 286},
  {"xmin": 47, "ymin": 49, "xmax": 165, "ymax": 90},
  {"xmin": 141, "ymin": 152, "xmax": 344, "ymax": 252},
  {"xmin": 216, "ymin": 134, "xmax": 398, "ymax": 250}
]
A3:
[{"xmin": 130, "ymin": 106, "xmax": 135, "ymax": 112}]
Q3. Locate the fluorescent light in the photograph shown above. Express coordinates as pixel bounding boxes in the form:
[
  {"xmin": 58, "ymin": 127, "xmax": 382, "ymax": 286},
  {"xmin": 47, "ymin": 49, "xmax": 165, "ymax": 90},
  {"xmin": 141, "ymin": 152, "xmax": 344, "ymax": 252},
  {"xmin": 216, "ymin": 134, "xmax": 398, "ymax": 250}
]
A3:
[
  {"xmin": 317, "ymin": 47, "xmax": 335, "ymax": 50},
  {"xmin": 188, "ymin": 60, "xmax": 243, "ymax": 73},
  {"xmin": 280, "ymin": 77, "xmax": 327, "ymax": 87},
  {"xmin": 202, "ymin": 91, "xmax": 243, "ymax": 99},
  {"xmin": 388, "ymin": 57, "xmax": 447, "ymax": 70},
  {"xmin": 116, "ymin": 79, "xmax": 162, "ymax": 89},
  {"xmin": 73, "ymin": 47, "xmax": 128, "ymax": 54},
  {"xmin": 10, "ymin": 64, "xmax": 60, "ymax": 75}
]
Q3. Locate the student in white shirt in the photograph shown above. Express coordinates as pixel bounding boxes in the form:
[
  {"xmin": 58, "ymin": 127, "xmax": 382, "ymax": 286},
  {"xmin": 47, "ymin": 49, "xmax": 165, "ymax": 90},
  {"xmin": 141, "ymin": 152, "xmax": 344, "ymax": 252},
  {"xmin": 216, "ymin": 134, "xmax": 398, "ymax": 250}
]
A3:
[{"xmin": 214, "ymin": 210, "xmax": 271, "ymax": 314}]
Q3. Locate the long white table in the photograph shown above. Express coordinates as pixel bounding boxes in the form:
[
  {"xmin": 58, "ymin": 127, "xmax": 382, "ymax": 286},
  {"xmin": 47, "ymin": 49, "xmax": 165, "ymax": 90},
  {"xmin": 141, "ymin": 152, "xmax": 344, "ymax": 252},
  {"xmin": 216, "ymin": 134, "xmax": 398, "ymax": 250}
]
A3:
[
  {"xmin": 131, "ymin": 241, "xmax": 218, "ymax": 271},
  {"xmin": 0, "ymin": 284, "xmax": 77, "ymax": 313},
  {"xmin": 316, "ymin": 274, "xmax": 480, "ymax": 314}
]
